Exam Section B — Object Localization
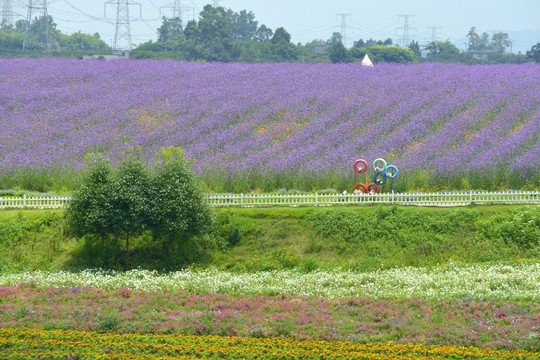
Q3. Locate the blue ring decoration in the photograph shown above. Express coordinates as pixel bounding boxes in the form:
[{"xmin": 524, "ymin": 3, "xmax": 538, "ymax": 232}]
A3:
[
  {"xmin": 373, "ymin": 172, "xmax": 387, "ymax": 185},
  {"xmin": 385, "ymin": 165, "xmax": 398, "ymax": 179}
]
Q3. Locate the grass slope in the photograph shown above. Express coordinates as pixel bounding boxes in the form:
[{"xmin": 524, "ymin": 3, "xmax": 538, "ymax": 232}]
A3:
[{"xmin": 0, "ymin": 205, "xmax": 538, "ymax": 273}]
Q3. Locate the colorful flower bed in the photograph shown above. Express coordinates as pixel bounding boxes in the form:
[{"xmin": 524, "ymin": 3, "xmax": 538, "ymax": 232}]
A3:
[
  {"xmin": 1, "ymin": 284, "xmax": 539, "ymax": 350},
  {"xmin": 1, "ymin": 60, "xmax": 539, "ymax": 192},
  {"xmin": 1, "ymin": 327, "xmax": 539, "ymax": 359},
  {"xmin": 1, "ymin": 264, "xmax": 539, "ymax": 301}
]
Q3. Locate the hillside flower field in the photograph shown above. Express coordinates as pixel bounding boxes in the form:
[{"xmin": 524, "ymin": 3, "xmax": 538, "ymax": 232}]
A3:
[
  {"xmin": 0, "ymin": 264, "xmax": 539, "ymax": 355},
  {"xmin": 0, "ymin": 59, "xmax": 539, "ymax": 192}
]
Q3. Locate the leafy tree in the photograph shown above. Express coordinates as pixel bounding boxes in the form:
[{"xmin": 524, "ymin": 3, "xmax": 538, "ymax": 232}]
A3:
[
  {"xmin": 149, "ymin": 147, "xmax": 212, "ymax": 249},
  {"xmin": 426, "ymin": 40, "xmax": 460, "ymax": 56},
  {"xmin": 231, "ymin": 10, "xmax": 258, "ymax": 41},
  {"xmin": 67, "ymin": 148, "xmax": 212, "ymax": 264},
  {"xmin": 467, "ymin": 26, "xmax": 490, "ymax": 51},
  {"xmin": 368, "ymin": 45, "xmax": 415, "ymax": 63},
  {"xmin": 0, "ymin": 26, "xmax": 24, "ymax": 50},
  {"xmin": 157, "ymin": 16, "xmax": 184, "ymax": 42},
  {"xmin": 527, "ymin": 42, "xmax": 540, "ymax": 62},
  {"xmin": 353, "ymin": 39, "xmax": 365, "ymax": 48},
  {"xmin": 349, "ymin": 46, "xmax": 369, "ymax": 60},
  {"xmin": 271, "ymin": 27, "xmax": 291, "ymax": 44},
  {"xmin": 408, "ymin": 40, "xmax": 421, "ymax": 57},
  {"xmin": 424, "ymin": 40, "xmax": 463, "ymax": 63},
  {"xmin": 328, "ymin": 41, "xmax": 349, "ymax": 63},
  {"xmin": 183, "ymin": 19, "xmax": 199, "ymax": 40},
  {"xmin": 491, "ymin": 32, "xmax": 510, "ymax": 54},
  {"xmin": 65, "ymin": 154, "xmax": 113, "ymax": 248},
  {"xmin": 24, "ymin": 15, "xmax": 60, "ymax": 50},
  {"xmin": 59, "ymin": 31, "xmax": 109, "ymax": 51},
  {"xmin": 108, "ymin": 155, "xmax": 151, "ymax": 254},
  {"xmin": 328, "ymin": 32, "xmax": 342, "ymax": 46},
  {"xmin": 255, "ymin": 24, "xmax": 273, "ymax": 42},
  {"xmin": 195, "ymin": 5, "xmax": 237, "ymax": 62}
]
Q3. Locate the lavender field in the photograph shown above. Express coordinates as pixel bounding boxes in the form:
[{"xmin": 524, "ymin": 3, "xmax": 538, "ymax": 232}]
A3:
[{"xmin": 0, "ymin": 59, "xmax": 538, "ymax": 193}]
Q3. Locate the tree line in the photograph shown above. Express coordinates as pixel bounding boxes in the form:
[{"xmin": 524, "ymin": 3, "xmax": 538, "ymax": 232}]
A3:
[{"xmin": 1, "ymin": 4, "xmax": 539, "ymax": 64}]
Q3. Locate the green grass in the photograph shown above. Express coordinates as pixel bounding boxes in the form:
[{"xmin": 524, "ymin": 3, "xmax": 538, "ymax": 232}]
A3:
[{"xmin": 0, "ymin": 205, "xmax": 538, "ymax": 273}]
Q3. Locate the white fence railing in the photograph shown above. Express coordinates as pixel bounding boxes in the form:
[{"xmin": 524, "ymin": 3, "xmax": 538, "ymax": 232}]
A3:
[
  {"xmin": 206, "ymin": 190, "xmax": 539, "ymax": 207},
  {"xmin": 1, "ymin": 191, "xmax": 538, "ymax": 210}
]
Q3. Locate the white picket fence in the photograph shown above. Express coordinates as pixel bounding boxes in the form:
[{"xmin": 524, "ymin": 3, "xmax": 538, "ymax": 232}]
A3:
[
  {"xmin": 206, "ymin": 190, "xmax": 539, "ymax": 207},
  {"xmin": 1, "ymin": 191, "xmax": 538, "ymax": 210}
]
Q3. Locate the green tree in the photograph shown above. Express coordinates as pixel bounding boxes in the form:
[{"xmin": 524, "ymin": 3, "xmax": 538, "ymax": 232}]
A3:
[
  {"xmin": 467, "ymin": 26, "xmax": 490, "ymax": 51},
  {"xmin": 328, "ymin": 32, "xmax": 343, "ymax": 46},
  {"xmin": 426, "ymin": 40, "xmax": 460, "ymax": 56},
  {"xmin": 59, "ymin": 31, "xmax": 110, "ymax": 51},
  {"xmin": 24, "ymin": 15, "xmax": 60, "ymax": 50},
  {"xmin": 149, "ymin": 147, "xmax": 212, "ymax": 249},
  {"xmin": 195, "ymin": 5, "xmax": 237, "ymax": 62},
  {"xmin": 271, "ymin": 27, "xmax": 291, "ymax": 44},
  {"xmin": 65, "ymin": 154, "xmax": 113, "ymax": 248},
  {"xmin": 408, "ymin": 40, "xmax": 421, "ymax": 57},
  {"xmin": 368, "ymin": 45, "xmax": 415, "ymax": 63},
  {"xmin": 328, "ymin": 41, "xmax": 349, "ymax": 63},
  {"xmin": 527, "ymin": 42, "xmax": 540, "ymax": 62},
  {"xmin": 231, "ymin": 10, "xmax": 258, "ymax": 41},
  {"xmin": 255, "ymin": 24, "xmax": 273, "ymax": 42},
  {"xmin": 108, "ymin": 156, "xmax": 151, "ymax": 254},
  {"xmin": 157, "ymin": 16, "xmax": 184, "ymax": 42},
  {"xmin": 491, "ymin": 32, "xmax": 511, "ymax": 54},
  {"xmin": 67, "ymin": 149, "xmax": 211, "ymax": 265}
]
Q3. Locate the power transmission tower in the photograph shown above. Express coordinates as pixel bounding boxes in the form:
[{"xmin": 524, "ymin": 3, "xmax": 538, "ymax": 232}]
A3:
[
  {"xmin": 397, "ymin": 14, "xmax": 415, "ymax": 47},
  {"xmin": 105, "ymin": 0, "xmax": 141, "ymax": 52},
  {"xmin": 22, "ymin": 0, "xmax": 50, "ymax": 51},
  {"xmin": 213, "ymin": 0, "xmax": 221, "ymax": 7},
  {"xmin": 1, "ymin": 0, "xmax": 15, "ymax": 26},
  {"xmin": 335, "ymin": 13, "xmax": 352, "ymax": 47},
  {"xmin": 160, "ymin": 0, "xmax": 194, "ymax": 24},
  {"xmin": 427, "ymin": 26, "xmax": 441, "ymax": 42}
]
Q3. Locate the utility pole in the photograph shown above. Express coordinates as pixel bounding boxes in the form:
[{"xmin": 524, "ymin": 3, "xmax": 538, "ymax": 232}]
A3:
[
  {"xmin": 1, "ymin": 0, "xmax": 15, "ymax": 26},
  {"xmin": 22, "ymin": 0, "xmax": 50, "ymax": 51},
  {"xmin": 105, "ymin": 0, "xmax": 141, "ymax": 52},
  {"xmin": 427, "ymin": 26, "xmax": 441, "ymax": 42},
  {"xmin": 397, "ymin": 14, "xmax": 415, "ymax": 47},
  {"xmin": 335, "ymin": 13, "xmax": 352, "ymax": 47}
]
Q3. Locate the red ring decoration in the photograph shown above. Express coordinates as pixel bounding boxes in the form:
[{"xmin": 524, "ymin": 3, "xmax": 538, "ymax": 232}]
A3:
[
  {"xmin": 366, "ymin": 183, "xmax": 380, "ymax": 194},
  {"xmin": 354, "ymin": 183, "xmax": 368, "ymax": 193},
  {"xmin": 353, "ymin": 159, "xmax": 368, "ymax": 174}
]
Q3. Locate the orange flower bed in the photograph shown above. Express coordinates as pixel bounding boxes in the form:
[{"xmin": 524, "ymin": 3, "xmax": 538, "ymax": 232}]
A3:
[{"xmin": 1, "ymin": 327, "xmax": 538, "ymax": 359}]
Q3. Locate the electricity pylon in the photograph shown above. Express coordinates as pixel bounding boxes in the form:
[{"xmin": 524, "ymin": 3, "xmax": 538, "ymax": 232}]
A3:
[
  {"xmin": 105, "ymin": 0, "xmax": 141, "ymax": 51},
  {"xmin": 22, "ymin": 0, "xmax": 50, "ymax": 51}
]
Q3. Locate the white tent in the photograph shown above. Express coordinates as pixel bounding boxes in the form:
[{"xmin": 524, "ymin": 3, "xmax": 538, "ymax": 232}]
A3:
[{"xmin": 361, "ymin": 54, "xmax": 374, "ymax": 67}]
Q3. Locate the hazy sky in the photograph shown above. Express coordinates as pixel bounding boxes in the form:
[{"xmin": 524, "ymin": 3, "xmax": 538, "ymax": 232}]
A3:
[{"xmin": 13, "ymin": 0, "xmax": 540, "ymax": 52}]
